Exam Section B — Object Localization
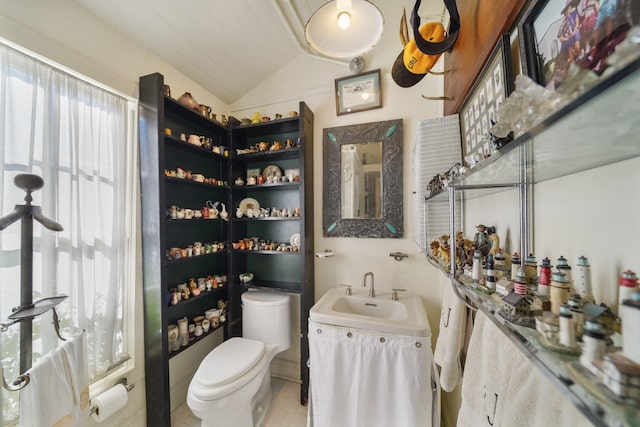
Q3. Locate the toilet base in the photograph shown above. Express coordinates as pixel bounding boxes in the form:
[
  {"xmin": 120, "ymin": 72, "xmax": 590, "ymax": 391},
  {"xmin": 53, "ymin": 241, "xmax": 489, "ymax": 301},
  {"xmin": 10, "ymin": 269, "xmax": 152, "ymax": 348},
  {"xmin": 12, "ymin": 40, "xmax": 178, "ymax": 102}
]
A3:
[
  {"xmin": 251, "ymin": 374, "xmax": 272, "ymax": 426},
  {"xmin": 194, "ymin": 374, "xmax": 273, "ymax": 427}
]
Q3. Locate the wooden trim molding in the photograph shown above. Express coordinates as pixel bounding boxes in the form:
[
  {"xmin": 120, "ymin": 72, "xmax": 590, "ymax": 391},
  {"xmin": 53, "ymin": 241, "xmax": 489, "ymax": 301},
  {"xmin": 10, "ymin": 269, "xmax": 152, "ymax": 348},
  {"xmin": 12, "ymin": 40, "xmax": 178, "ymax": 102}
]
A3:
[{"xmin": 443, "ymin": 0, "xmax": 526, "ymax": 115}]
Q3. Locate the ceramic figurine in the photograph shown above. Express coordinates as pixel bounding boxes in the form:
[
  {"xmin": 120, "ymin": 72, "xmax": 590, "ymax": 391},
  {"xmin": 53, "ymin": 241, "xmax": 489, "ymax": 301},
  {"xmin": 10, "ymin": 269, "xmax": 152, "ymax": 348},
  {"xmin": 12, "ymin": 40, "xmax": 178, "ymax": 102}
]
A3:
[
  {"xmin": 437, "ymin": 234, "xmax": 451, "ymax": 266},
  {"xmin": 524, "ymin": 253, "xmax": 537, "ymax": 285},
  {"xmin": 219, "ymin": 203, "xmax": 228, "ymax": 220},
  {"xmin": 618, "ymin": 269, "xmax": 638, "ymax": 313},
  {"xmin": 538, "ymin": 257, "xmax": 552, "ymax": 296},
  {"xmin": 559, "ymin": 304, "xmax": 576, "ymax": 347},
  {"xmin": 429, "ymin": 240, "xmax": 440, "ymax": 259},
  {"xmin": 620, "ymin": 289, "xmax": 640, "ymax": 364},
  {"xmin": 473, "ymin": 224, "xmax": 491, "ymax": 257},
  {"xmin": 580, "ymin": 320, "xmax": 608, "ymax": 376},
  {"xmin": 485, "ymin": 254, "xmax": 496, "ymax": 290},
  {"xmin": 513, "ymin": 268, "xmax": 529, "ymax": 297},
  {"xmin": 549, "ymin": 270, "xmax": 572, "ymax": 314},
  {"xmin": 486, "ymin": 226, "xmax": 500, "ymax": 256},
  {"xmin": 177, "ymin": 92, "xmax": 199, "ymax": 110},
  {"xmin": 499, "ymin": 291, "xmax": 540, "ymax": 328},
  {"xmin": 471, "ymin": 250, "xmax": 483, "ymax": 282},
  {"xmin": 567, "ymin": 295, "xmax": 584, "ymax": 337},
  {"xmin": 251, "ymin": 112, "xmax": 262, "ymax": 123},
  {"xmin": 575, "ymin": 256, "xmax": 594, "ymax": 303},
  {"xmin": 556, "ymin": 256, "xmax": 572, "ymax": 281},
  {"xmin": 511, "ymin": 252, "xmax": 521, "ymax": 281}
]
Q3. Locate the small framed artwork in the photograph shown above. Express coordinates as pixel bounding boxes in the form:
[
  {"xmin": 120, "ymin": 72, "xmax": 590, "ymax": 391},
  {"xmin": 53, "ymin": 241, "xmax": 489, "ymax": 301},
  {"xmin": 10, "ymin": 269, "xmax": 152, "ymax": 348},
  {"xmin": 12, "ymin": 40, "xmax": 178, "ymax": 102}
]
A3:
[
  {"xmin": 335, "ymin": 69, "xmax": 382, "ymax": 115},
  {"xmin": 519, "ymin": 0, "xmax": 640, "ymax": 90},
  {"xmin": 459, "ymin": 34, "xmax": 514, "ymax": 165}
]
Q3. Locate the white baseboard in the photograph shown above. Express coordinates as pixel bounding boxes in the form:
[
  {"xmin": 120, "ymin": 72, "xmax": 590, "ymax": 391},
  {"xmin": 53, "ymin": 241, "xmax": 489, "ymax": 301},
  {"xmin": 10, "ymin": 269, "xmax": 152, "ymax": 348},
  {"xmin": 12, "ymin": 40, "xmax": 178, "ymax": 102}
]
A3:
[{"xmin": 271, "ymin": 356, "xmax": 300, "ymax": 382}]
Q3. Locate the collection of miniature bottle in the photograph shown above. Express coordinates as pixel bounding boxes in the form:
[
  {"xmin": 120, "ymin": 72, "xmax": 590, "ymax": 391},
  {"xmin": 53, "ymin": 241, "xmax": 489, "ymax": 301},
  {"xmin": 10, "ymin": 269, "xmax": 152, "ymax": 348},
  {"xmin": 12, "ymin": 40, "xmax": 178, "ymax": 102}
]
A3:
[
  {"xmin": 169, "ymin": 275, "xmax": 227, "ymax": 306},
  {"xmin": 235, "ymin": 137, "xmax": 301, "ymax": 155},
  {"xmin": 432, "ymin": 225, "xmax": 640, "ymax": 403},
  {"xmin": 164, "ymin": 166, "xmax": 227, "ymax": 187},
  {"xmin": 166, "ymin": 241, "xmax": 227, "ymax": 261},
  {"xmin": 231, "ymin": 237, "xmax": 300, "ymax": 253},
  {"xmin": 167, "ymin": 299, "xmax": 227, "ymax": 352}
]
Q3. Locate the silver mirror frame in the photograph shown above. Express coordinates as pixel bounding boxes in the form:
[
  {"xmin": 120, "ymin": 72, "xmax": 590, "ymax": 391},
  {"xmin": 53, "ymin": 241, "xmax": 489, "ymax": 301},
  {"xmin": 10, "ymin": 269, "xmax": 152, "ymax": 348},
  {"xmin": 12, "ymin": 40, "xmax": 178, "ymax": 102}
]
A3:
[{"xmin": 323, "ymin": 119, "xmax": 403, "ymax": 238}]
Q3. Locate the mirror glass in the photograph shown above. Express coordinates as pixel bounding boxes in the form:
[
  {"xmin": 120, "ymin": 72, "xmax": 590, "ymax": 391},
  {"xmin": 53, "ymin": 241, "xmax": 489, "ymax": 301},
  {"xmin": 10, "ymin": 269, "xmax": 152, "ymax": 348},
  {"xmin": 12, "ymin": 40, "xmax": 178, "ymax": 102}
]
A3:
[
  {"xmin": 340, "ymin": 142, "xmax": 382, "ymax": 219},
  {"xmin": 323, "ymin": 119, "xmax": 403, "ymax": 238}
]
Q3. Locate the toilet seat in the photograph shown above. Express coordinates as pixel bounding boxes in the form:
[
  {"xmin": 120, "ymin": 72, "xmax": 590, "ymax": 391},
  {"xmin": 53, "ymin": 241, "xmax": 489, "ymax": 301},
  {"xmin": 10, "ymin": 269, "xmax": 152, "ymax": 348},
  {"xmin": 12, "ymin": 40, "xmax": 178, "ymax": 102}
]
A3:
[{"xmin": 190, "ymin": 337, "xmax": 267, "ymax": 400}]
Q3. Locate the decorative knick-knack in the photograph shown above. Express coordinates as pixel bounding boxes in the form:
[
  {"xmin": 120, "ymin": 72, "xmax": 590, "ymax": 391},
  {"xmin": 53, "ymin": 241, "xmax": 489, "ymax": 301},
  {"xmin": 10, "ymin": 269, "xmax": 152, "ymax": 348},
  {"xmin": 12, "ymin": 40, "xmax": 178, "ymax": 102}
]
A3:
[
  {"xmin": 538, "ymin": 257, "xmax": 552, "ymax": 296},
  {"xmin": 177, "ymin": 92, "xmax": 199, "ymax": 110},
  {"xmin": 511, "ymin": 252, "xmax": 521, "ymax": 281},
  {"xmin": 575, "ymin": 256, "xmax": 594, "ymax": 302},
  {"xmin": 549, "ymin": 270, "xmax": 572, "ymax": 314},
  {"xmin": 556, "ymin": 255, "xmax": 572, "ymax": 281},
  {"xmin": 219, "ymin": 203, "xmax": 228, "ymax": 220},
  {"xmin": 618, "ymin": 269, "xmax": 638, "ymax": 313},
  {"xmin": 471, "ymin": 250, "xmax": 483, "ymax": 282}
]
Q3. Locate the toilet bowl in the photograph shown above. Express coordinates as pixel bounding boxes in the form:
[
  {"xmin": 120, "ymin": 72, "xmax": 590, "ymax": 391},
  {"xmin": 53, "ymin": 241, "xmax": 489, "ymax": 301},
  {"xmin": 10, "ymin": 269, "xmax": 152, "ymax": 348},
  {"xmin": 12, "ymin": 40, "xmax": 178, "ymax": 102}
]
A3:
[{"xmin": 187, "ymin": 290, "xmax": 291, "ymax": 427}]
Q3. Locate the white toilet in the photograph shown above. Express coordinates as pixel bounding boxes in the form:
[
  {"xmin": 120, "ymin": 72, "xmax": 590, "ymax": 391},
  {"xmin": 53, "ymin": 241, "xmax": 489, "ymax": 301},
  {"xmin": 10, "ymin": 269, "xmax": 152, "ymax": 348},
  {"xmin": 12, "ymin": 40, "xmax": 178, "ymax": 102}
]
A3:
[{"xmin": 187, "ymin": 290, "xmax": 291, "ymax": 427}]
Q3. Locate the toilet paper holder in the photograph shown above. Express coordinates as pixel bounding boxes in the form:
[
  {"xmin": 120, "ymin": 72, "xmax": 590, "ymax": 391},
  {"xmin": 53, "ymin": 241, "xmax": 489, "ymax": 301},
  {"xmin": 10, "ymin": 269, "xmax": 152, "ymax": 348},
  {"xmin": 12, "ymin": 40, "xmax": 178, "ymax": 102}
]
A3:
[{"xmin": 89, "ymin": 378, "xmax": 134, "ymax": 415}]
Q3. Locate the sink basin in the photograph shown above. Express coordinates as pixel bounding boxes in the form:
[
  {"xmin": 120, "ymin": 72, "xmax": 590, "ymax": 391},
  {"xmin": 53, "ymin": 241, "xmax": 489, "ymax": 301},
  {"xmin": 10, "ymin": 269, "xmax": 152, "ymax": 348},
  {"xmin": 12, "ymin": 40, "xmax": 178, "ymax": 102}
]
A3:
[{"xmin": 309, "ymin": 287, "xmax": 430, "ymax": 337}]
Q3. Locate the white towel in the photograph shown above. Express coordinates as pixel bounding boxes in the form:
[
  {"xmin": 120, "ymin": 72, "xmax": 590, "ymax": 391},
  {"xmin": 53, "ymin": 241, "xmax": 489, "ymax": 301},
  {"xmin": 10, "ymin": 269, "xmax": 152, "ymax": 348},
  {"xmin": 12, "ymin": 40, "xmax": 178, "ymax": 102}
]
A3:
[
  {"xmin": 434, "ymin": 270, "xmax": 468, "ymax": 392},
  {"xmin": 61, "ymin": 331, "xmax": 90, "ymax": 423},
  {"xmin": 19, "ymin": 332, "xmax": 89, "ymax": 427},
  {"xmin": 457, "ymin": 311, "xmax": 591, "ymax": 427}
]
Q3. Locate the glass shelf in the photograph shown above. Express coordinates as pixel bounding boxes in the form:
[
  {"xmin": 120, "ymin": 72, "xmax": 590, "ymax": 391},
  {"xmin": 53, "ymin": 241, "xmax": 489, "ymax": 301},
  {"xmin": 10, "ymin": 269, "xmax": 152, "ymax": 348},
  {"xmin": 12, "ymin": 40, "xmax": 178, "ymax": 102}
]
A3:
[
  {"xmin": 425, "ymin": 59, "xmax": 640, "ymax": 426},
  {"xmin": 452, "ymin": 276, "xmax": 638, "ymax": 427},
  {"xmin": 451, "ymin": 57, "xmax": 640, "ymax": 190}
]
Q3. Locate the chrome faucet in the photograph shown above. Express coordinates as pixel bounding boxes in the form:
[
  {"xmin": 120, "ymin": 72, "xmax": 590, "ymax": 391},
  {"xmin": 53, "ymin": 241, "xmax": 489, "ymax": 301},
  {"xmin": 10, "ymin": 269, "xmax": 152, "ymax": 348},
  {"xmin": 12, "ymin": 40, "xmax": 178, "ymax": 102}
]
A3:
[{"xmin": 363, "ymin": 272, "xmax": 375, "ymax": 298}]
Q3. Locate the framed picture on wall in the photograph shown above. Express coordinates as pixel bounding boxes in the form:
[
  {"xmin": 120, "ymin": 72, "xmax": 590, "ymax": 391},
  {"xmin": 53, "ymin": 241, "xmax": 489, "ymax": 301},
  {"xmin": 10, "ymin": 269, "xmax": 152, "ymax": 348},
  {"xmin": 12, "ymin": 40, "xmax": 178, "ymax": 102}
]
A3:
[
  {"xmin": 459, "ymin": 34, "xmax": 514, "ymax": 166},
  {"xmin": 335, "ymin": 69, "xmax": 382, "ymax": 116},
  {"xmin": 519, "ymin": 0, "xmax": 640, "ymax": 90}
]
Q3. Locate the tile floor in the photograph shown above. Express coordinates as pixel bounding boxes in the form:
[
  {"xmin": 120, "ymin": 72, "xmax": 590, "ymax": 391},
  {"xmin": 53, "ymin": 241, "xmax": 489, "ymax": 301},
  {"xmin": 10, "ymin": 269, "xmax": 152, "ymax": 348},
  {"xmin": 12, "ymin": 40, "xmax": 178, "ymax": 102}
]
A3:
[{"xmin": 171, "ymin": 377, "xmax": 308, "ymax": 427}]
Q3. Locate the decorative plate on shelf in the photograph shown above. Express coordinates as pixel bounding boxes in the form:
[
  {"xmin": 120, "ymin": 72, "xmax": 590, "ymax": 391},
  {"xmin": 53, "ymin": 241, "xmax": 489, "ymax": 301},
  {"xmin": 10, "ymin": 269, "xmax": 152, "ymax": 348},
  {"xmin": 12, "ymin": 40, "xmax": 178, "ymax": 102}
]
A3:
[
  {"xmin": 262, "ymin": 165, "xmax": 282, "ymax": 180},
  {"xmin": 290, "ymin": 233, "xmax": 301, "ymax": 247},
  {"xmin": 239, "ymin": 197, "xmax": 260, "ymax": 212}
]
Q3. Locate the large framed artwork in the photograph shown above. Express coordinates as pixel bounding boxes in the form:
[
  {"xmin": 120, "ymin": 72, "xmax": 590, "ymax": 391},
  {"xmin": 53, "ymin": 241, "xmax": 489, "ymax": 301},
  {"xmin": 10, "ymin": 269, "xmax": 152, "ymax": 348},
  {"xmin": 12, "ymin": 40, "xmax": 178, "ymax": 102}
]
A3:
[
  {"xmin": 519, "ymin": 0, "xmax": 640, "ymax": 90},
  {"xmin": 335, "ymin": 69, "xmax": 382, "ymax": 116},
  {"xmin": 459, "ymin": 34, "xmax": 514, "ymax": 166}
]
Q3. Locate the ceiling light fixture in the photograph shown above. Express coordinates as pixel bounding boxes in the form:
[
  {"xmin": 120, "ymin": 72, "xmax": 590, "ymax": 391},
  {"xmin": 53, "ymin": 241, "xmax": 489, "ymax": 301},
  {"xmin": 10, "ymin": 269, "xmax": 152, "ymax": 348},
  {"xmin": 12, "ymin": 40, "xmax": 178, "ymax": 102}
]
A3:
[{"xmin": 305, "ymin": 0, "xmax": 384, "ymax": 59}]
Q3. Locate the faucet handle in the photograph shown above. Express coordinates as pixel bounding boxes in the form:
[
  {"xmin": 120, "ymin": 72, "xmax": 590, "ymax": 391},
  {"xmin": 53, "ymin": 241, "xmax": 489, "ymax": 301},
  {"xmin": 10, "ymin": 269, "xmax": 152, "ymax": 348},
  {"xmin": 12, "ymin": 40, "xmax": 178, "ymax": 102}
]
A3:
[
  {"xmin": 340, "ymin": 284, "xmax": 352, "ymax": 295},
  {"xmin": 391, "ymin": 288, "xmax": 406, "ymax": 301}
]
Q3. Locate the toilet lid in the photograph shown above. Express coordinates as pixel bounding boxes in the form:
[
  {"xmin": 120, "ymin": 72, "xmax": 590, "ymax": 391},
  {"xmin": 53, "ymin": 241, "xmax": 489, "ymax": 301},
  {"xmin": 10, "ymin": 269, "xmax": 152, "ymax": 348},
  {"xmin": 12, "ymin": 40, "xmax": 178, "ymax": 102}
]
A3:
[{"xmin": 197, "ymin": 337, "xmax": 265, "ymax": 387}]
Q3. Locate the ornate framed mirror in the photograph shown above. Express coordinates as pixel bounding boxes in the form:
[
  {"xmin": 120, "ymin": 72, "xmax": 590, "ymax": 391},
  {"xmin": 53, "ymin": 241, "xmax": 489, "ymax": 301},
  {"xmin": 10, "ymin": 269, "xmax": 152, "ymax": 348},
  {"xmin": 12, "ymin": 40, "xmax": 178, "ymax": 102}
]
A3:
[{"xmin": 322, "ymin": 119, "xmax": 403, "ymax": 238}]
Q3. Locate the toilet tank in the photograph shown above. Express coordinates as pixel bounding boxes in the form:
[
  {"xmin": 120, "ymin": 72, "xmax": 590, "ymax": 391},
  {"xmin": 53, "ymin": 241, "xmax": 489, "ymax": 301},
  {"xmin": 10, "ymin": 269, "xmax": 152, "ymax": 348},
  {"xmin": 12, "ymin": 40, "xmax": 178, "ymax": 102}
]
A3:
[{"xmin": 242, "ymin": 291, "xmax": 291, "ymax": 353}]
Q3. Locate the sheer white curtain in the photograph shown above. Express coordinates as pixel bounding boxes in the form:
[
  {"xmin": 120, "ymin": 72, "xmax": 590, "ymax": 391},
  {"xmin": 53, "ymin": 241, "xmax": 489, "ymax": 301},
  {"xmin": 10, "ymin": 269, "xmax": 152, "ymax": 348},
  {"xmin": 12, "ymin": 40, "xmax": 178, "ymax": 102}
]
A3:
[{"xmin": 0, "ymin": 40, "xmax": 137, "ymax": 423}]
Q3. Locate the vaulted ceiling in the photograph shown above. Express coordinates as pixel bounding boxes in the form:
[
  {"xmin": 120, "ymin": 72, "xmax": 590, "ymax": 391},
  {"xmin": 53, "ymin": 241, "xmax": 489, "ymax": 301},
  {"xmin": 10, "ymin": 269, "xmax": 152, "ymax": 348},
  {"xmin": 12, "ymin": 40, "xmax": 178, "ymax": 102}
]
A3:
[{"xmin": 75, "ymin": 0, "xmax": 445, "ymax": 104}]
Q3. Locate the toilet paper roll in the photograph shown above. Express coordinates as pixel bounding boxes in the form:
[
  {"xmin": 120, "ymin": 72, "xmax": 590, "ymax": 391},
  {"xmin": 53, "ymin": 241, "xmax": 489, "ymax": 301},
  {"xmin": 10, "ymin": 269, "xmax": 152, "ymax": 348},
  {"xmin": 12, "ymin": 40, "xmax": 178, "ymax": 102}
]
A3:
[{"xmin": 91, "ymin": 383, "xmax": 128, "ymax": 422}]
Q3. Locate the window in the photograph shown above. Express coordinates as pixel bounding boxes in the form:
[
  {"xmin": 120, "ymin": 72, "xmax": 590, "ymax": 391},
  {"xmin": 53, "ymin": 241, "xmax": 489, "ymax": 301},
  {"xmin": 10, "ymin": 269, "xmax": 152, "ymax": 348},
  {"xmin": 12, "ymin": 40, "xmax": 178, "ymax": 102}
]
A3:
[{"xmin": 0, "ymin": 39, "xmax": 138, "ymax": 423}]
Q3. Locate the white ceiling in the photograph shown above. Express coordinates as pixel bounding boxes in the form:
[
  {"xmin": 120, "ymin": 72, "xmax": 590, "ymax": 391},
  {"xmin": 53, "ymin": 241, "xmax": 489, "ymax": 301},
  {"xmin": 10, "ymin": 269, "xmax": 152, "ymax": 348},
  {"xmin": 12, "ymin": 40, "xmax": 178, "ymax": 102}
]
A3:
[{"xmin": 75, "ymin": 0, "xmax": 445, "ymax": 104}]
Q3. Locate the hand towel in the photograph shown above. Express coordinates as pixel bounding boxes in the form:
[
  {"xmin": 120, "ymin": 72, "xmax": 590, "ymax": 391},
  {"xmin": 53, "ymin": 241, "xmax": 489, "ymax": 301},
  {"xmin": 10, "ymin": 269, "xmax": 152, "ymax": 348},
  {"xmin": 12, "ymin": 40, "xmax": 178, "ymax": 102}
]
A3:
[
  {"xmin": 20, "ymin": 345, "xmax": 75, "ymax": 427},
  {"xmin": 61, "ymin": 331, "xmax": 90, "ymax": 423},
  {"xmin": 457, "ymin": 311, "xmax": 591, "ymax": 427},
  {"xmin": 434, "ymin": 270, "xmax": 468, "ymax": 392},
  {"xmin": 19, "ymin": 331, "xmax": 89, "ymax": 427}
]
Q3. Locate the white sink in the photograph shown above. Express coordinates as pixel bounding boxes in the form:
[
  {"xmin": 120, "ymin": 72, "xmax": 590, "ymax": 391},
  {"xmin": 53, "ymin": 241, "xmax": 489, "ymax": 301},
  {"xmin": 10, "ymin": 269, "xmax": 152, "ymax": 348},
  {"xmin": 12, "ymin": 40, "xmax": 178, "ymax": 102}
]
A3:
[{"xmin": 309, "ymin": 287, "xmax": 431, "ymax": 337}]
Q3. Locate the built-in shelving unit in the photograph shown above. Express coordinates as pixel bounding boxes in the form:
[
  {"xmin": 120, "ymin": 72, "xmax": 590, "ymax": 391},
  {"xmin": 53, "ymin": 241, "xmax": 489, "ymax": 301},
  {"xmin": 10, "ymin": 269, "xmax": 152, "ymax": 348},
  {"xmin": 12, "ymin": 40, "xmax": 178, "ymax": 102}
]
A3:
[
  {"xmin": 228, "ymin": 103, "xmax": 315, "ymax": 404},
  {"xmin": 140, "ymin": 73, "xmax": 315, "ymax": 425},
  {"xmin": 425, "ymin": 58, "xmax": 640, "ymax": 426}
]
